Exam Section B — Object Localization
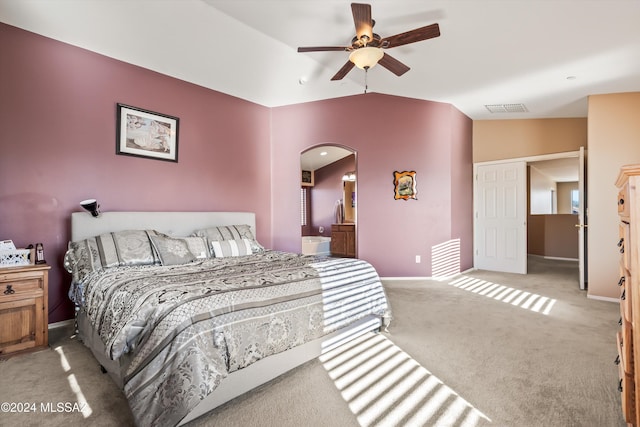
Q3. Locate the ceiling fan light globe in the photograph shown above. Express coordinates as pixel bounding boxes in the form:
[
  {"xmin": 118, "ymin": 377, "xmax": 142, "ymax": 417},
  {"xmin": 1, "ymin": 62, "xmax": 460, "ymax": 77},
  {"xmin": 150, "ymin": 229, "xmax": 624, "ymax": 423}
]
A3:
[{"xmin": 349, "ymin": 47, "xmax": 384, "ymax": 70}]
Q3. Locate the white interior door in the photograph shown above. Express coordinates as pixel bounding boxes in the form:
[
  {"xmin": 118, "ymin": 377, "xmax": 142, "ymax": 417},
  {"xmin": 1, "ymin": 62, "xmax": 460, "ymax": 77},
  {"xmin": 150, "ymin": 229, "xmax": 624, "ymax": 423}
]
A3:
[
  {"xmin": 475, "ymin": 161, "xmax": 527, "ymax": 274},
  {"xmin": 578, "ymin": 147, "xmax": 588, "ymax": 290}
]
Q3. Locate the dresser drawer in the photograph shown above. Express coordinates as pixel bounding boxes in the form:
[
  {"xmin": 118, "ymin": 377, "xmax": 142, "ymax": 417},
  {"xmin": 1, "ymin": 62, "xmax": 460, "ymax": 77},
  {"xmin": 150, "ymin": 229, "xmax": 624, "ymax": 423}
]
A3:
[
  {"xmin": 618, "ymin": 185, "xmax": 630, "ymax": 218},
  {"xmin": 619, "ymin": 265, "xmax": 632, "ymax": 323},
  {"xmin": 617, "ymin": 326, "xmax": 633, "ymax": 374},
  {"xmin": 618, "ymin": 318, "xmax": 633, "ymax": 372},
  {"xmin": 619, "ymin": 222, "xmax": 632, "ymax": 272},
  {"xmin": 618, "ymin": 359, "xmax": 636, "ymax": 423}
]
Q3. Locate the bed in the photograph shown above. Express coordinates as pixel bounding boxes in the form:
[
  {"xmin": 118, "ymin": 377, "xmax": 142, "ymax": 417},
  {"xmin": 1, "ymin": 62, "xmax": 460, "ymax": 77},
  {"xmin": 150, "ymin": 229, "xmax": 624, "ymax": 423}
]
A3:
[{"xmin": 65, "ymin": 211, "xmax": 390, "ymax": 426}]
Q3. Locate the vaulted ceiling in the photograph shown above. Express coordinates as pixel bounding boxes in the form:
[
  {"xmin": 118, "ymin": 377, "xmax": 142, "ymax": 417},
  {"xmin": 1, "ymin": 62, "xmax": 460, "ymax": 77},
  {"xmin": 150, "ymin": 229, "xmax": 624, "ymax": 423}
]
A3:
[{"xmin": 2, "ymin": 0, "xmax": 639, "ymax": 120}]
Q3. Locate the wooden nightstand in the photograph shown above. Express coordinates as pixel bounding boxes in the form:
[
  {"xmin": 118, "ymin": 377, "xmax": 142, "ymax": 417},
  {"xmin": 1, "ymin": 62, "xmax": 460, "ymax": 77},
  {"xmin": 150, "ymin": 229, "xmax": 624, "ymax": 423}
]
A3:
[{"xmin": 0, "ymin": 264, "xmax": 50, "ymax": 358}]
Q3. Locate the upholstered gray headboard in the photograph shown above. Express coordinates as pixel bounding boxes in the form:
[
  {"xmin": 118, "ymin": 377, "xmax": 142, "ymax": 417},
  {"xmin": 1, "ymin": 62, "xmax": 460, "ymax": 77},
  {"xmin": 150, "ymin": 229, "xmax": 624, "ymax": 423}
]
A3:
[{"xmin": 71, "ymin": 211, "xmax": 256, "ymax": 242}]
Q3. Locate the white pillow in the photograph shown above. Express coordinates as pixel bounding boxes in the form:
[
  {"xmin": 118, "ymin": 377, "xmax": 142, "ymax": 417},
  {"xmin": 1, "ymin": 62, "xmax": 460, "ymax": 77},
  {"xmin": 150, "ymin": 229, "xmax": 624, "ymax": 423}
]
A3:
[{"xmin": 210, "ymin": 239, "xmax": 253, "ymax": 258}]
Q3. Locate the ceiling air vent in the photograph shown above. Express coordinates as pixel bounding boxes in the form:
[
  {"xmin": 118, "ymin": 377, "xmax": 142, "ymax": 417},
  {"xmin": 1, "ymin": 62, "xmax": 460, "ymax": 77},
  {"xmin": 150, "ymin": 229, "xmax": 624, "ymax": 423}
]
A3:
[{"xmin": 484, "ymin": 103, "xmax": 528, "ymax": 113}]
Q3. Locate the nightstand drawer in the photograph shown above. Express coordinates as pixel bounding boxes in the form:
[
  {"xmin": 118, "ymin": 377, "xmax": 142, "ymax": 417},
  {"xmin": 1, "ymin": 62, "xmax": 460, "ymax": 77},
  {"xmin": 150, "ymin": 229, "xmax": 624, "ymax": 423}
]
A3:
[{"xmin": 0, "ymin": 277, "xmax": 43, "ymax": 297}]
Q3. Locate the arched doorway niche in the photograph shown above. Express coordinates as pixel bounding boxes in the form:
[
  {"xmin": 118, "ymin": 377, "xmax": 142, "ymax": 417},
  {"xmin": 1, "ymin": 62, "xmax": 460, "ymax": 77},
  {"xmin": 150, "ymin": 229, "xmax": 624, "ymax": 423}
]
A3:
[{"xmin": 300, "ymin": 144, "xmax": 357, "ymax": 257}]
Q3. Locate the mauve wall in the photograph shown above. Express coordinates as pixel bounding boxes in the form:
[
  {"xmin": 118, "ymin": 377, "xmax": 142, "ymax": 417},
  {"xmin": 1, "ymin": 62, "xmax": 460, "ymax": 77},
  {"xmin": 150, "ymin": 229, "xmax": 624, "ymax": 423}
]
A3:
[
  {"xmin": 311, "ymin": 154, "xmax": 356, "ymax": 236},
  {"xmin": 1, "ymin": 23, "xmax": 473, "ymax": 323},
  {"xmin": 271, "ymin": 94, "xmax": 473, "ymax": 277},
  {"xmin": 0, "ymin": 24, "xmax": 271, "ymax": 323},
  {"xmin": 450, "ymin": 108, "xmax": 474, "ymax": 272}
]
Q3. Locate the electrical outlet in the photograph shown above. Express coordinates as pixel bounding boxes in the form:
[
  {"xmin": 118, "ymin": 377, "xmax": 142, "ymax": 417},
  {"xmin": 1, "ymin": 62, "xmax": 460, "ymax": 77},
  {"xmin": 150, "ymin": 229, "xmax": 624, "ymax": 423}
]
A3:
[{"xmin": 415, "ymin": 255, "xmax": 421, "ymax": 263}]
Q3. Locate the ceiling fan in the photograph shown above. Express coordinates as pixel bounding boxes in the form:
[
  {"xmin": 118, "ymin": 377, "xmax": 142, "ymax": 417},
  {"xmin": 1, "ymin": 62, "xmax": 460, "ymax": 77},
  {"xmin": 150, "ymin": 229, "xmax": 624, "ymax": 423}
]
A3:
[{"xmin": 297, "ymin": 3, "xmax": 440, "ymax": 81}]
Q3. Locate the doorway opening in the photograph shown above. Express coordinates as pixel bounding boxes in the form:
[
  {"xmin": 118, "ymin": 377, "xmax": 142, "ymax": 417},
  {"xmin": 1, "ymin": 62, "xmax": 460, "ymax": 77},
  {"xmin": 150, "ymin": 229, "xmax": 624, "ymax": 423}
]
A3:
[
  {"xmin": 474, "ymin": 148, "xmax": 587, "ymax": 289},
  {"xmin": 300, "ymin": 145, "xmax": 357, "ymax": 257}
]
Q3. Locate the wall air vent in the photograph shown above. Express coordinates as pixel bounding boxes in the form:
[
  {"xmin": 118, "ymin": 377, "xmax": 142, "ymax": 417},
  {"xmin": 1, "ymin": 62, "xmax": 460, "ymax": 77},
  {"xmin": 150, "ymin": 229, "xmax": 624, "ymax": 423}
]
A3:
[{"xmin": 484, "ymin": 103, "xmax": 528, "ymax": 113}]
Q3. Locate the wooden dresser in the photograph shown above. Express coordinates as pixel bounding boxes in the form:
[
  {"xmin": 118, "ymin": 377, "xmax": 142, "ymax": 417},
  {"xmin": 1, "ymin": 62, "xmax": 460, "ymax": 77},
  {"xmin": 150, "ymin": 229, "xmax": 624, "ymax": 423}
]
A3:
[
  {"xmin": 330, "ymin": 223, "xmax": 355, "ymax": 258},
  {"xmin": 0, "ymin": 264, "xmax": 50, "ymax": 358},
  {"xmin": 616, "ymin": 165, "xmax": 640, "ymax": 425}
]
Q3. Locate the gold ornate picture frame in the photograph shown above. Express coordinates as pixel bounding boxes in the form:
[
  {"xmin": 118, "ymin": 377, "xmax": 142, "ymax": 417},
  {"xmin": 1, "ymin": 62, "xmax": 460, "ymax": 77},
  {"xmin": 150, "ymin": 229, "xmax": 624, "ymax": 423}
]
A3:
[{"xmin": 393, "ymin": 170, "xmax": 417, "ymax": 200}]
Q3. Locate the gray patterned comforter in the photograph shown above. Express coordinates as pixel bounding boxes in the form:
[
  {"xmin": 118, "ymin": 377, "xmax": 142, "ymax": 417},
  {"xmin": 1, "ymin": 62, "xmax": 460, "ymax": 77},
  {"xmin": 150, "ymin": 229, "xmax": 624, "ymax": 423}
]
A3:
[{"xmin": 74, "ymin": 251, "xmax": 390, "ymax": 426}]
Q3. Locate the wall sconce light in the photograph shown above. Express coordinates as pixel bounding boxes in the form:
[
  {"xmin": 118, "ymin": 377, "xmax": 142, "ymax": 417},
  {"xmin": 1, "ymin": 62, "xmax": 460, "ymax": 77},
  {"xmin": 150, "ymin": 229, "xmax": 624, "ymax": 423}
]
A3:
[
  {"xmin": 342, "ymin": 171, "xmax": 356, "ymax": 182},
  {"xmin": 80, "ymin": 199, "xmax": 100, "ymax": 217}
]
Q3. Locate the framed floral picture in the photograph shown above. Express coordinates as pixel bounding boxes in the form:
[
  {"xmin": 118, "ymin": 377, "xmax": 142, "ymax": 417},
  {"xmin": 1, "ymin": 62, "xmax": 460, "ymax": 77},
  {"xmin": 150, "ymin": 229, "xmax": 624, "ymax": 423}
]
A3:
[
  {"xmin": 393, "ymin": 170, "xmax": 417, "ymax": 200},
  {"xmin": 301, "ymin": 170, "xmax": 314, "ymax": 186},
  {"xmin": 116, "ymin": 103, "xmax": 179, "ymax": 162}
]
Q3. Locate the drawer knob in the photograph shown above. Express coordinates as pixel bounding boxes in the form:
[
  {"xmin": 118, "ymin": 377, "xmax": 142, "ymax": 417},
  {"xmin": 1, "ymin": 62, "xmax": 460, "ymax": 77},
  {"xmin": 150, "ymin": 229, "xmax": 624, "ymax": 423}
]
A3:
[
  {"xmin": 618, "ymin": 238, "xmax": 624, "ymax": 247},
  {"xmin": 619, "ymin": 276, "xmax": 626, "ymax": 286},
  {"xmin": 615, "ymin": 355, "xmax": 620, "ymax": 365},
  {"xmin": 3, "ymin": 284, "xmax": 15, "ymax": 295},
  {"xmin": 621, "ymin": 289, "xmax": 626, "ymax": 300},
  {"xmin": 619, "ymin": 379, "xmax": 623, "ymax": 392},
  {"xmin": 620, "ymin": 198, "xmax": 625, "ymax": 206}
]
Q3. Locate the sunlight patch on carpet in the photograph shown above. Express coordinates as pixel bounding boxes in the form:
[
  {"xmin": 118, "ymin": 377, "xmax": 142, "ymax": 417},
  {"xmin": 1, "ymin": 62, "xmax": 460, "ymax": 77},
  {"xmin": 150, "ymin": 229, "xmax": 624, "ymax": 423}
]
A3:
[
  {"xmin": 320, "ymin": 333, "xmax": 491, "ymax": 427},
  {"xmin": 447, "ymin": 276, "xmax": 557, "ymax": 315},
  {"xmin": 54, "ymin": 346, "xmax": 92, "ymax": 417}
]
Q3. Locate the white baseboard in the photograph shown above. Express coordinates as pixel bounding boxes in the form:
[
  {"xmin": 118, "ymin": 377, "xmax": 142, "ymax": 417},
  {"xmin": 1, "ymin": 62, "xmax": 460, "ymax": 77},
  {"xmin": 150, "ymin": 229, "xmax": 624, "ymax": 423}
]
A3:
[
  {"xmin": 382, "ymin": 268, "xmax": 473, "ymax": 283},
  {"xmin": 381, "ymin": 277, "xmax": 431, "ymax": 281},
  {"xmin": 587, "ymin": 294, "xmax": 619, "ymax": 303},
  {"xmin": 543, "ymin": 256, "xmax": 578, "ymax": 262},
  {"xmin": 48, "ymin": 319, "xmax": 74, "ymax": 330},
  {"xmin": 528, "ymin": 254, "xmax": 578, "ymax": 262}
]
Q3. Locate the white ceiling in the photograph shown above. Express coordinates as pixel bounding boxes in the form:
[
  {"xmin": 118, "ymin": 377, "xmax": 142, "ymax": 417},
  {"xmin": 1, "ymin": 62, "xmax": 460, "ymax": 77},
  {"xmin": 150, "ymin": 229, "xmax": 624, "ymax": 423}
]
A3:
[
  {"xmin": 301, "ymin": 146, "xmax": 353, "ymax": 172},
  {"xmin": 2, "ymin": 0, "xmax": 640, "ymax": 120}
]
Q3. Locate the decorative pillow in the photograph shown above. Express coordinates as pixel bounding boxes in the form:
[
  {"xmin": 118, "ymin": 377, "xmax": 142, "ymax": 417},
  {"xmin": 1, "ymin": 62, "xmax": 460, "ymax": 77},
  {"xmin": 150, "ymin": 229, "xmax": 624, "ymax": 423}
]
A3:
[
  {"xmin": 149, "ymin": 235, "xmax": 200, "ymax": 266},
  {"xmin": 65, "ymin": 237, "xmax": 103, "ymax": 283},
  {"xmin": 182, "ymin": 236, "xmax": 210, "ymax": 259},
  {"xmin": 210, "ymin": 239, "xmax": 253, "ymax": 258},
  {"xmin": 192, "ymin": 224, "xmax": 264, "ymax": 253},
  {"xmin": 94, "ymin": 230, "xmax": 157, "ymax": 267}
]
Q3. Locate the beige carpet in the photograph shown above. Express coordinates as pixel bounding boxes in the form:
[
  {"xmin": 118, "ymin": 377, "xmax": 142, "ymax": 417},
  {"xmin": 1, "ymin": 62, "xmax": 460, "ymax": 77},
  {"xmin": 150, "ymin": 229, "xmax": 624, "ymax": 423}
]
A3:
[{"xmin": 0, "ymin": 257, "xmax": 625, "ymax": 426}]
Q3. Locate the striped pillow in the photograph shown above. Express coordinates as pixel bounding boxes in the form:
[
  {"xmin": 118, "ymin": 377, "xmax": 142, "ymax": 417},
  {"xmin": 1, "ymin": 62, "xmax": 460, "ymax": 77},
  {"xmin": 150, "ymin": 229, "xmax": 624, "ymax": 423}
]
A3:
[
  {"xmin": 210, "ymin": 239, "xmax": 253, "ymax": 258},
  {"xmin": 192, "ymin": 224, "xmax": 264, "ymax": 254},
  {"xmin": 194, "ymin": 224, "xmax": 254, "ymax": 241},
  {"xmin": 95, "ymin": 230, "xmax": 158, "ymax": 267}
]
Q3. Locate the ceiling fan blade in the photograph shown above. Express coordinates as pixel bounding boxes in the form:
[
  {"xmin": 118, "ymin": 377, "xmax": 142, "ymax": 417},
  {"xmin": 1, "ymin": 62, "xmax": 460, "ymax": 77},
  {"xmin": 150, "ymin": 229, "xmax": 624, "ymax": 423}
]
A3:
[
  {"xmin": 298, "ymin": 46, "xmax": 349, "ymax": 53},
  {"xmin": 331, "ymin": 61, "xmax": 356, "ymax": 81},
  {"xmin": 351, "ymin": 3, "xmax": 373, "ymax": 42},
  {"xmin": 378, "ymin": 53, "xmax": 410, "ymax": 76},
  {"xmin": 381, "ymin": 23, "xmax": 440, "ymax": 48}
]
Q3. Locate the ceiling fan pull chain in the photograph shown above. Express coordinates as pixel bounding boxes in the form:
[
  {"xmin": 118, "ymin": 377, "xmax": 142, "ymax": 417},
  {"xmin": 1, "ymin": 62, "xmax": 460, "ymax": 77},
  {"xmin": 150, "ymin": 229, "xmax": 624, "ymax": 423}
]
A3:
[{"xmin": 364, "ymin": 67, "xmax": 369, "ymax": 94}]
